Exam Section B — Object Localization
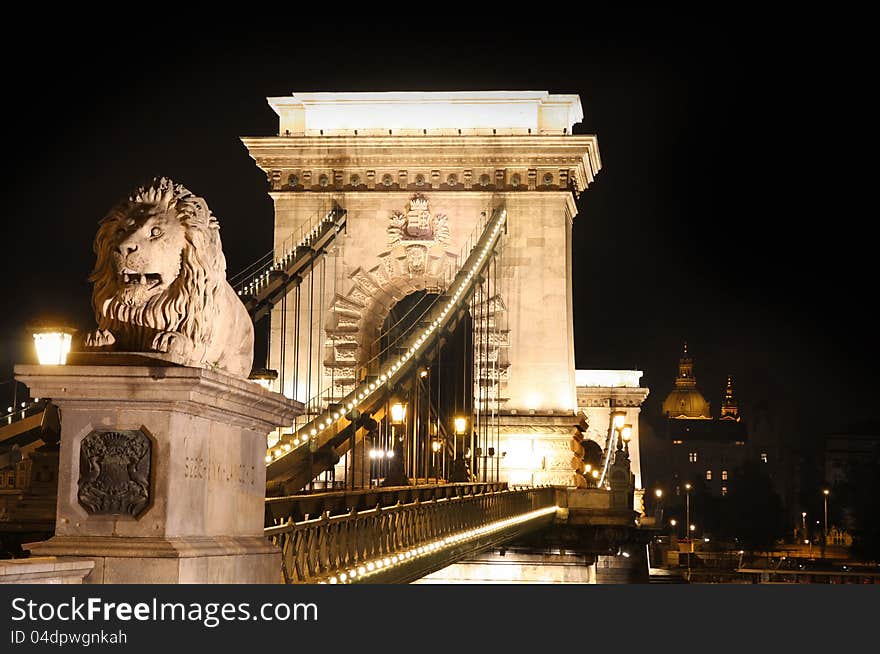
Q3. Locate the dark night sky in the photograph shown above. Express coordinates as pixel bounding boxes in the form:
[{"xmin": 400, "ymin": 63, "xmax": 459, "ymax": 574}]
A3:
[{"xmin": 0, "ymin": 17, "xmax": 872, "ymax": 439}]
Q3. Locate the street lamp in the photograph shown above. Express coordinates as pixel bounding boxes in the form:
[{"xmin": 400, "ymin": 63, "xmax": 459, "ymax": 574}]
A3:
[
  {"xmin": 249, "ymin": 368, "xmax": 278, "ymax": 391},
  {"xmin": 31, "ymin": 322, "xmax": 76, "ymax": 365},
  {"xmin": 390, "ymin": 402, "xmax": 407, "ymax": 426},
  {"xmin": 801, "ymin": 512, "xmax": 807, "ymax": 540},
  {"xmin": 621, "ymin": 424, "xmax": 633, "ymax": 452},
  {"xmin": 655, "ymin": 488, "xmax": 664, "ymax": 523}
]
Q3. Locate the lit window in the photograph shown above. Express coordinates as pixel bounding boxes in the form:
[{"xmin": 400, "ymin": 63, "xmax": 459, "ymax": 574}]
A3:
[
  {"xmin": 761, "ymin": 453, "xmax": 768, "ymax": 464},
  {"xmin": 722, "ymin": 469, "xmax": 728, "ymax": 481},
  {"xmin": 689, "ymin": 452, "xmax": 698, "ymax": 463},
  {"xmin": 721, "ymin": 486, "xmax": 728, "ymax": 496},
  {"xmin": 706, "ymin": 470, "xmax": 712, "ymax": 481}
]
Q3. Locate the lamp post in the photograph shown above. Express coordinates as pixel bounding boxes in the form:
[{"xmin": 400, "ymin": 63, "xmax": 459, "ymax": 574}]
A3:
[
  {"xmin": 684, "ymin": 483, "xmax": 692, "ymax": 546},
  {"xmin": 386, "ymin": 401, "xmax": 407, "ymax": 485},
  {"xmin": 822, "ymin": 489, "xmax": 830, "ymax": 558},
  {"xmin": 451, "ymin": 415, "xmax": 468, "ymax": 482},
  {"xmin": 655, "ymin": 488, "xmax": 664, "ymax": 524},
  {"xmin": 801, "ymin": 512, "xmax": 807, "ymax": 541}
]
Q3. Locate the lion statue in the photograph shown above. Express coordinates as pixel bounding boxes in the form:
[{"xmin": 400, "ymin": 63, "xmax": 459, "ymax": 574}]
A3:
[{"xmin": 83, "ymin": 177, "xmax": 254, "ymax": 378}]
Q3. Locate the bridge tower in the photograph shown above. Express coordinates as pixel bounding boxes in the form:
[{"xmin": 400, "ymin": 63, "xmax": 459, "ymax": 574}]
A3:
[{"xmin": 243, "ymin": 91, "xmax": 601, "ymax": 487}]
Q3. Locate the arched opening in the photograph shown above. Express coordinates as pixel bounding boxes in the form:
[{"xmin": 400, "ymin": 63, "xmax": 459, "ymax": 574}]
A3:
[{"xmin": 368, "ymin": 290, "xmax": 474, "ymax": 485}]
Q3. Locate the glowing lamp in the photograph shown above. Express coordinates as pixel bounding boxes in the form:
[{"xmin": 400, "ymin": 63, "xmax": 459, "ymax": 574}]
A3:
[
  {"xmin": 453, "ymin": 416, "xmax": 467, "ymax": 435},
  {"xmin": 591, "ymin": 469, "xmax": 599, "ymax": 479},
  {"xmin": 31, "ymin": 323, "xmax": 76, "ymax": 365},
  {"xmin": 248, "ymin": 368, "xmax": 278, "ymax": 391},
  {"xmin": 670, "ymin": 519, "xmax": 677, "ymax": 527},
  {"xmin": 655, "ymin": 489, "xmax": 663, "ymax": 498},
  {"xmin": 431, "ymin": 439, "xmax": 442, "ymax": 453},
  {"xmin": 621, "ymin": 424, "xmax": 633, "ymax": 443},
  {"xmin": 611, "ymin": 411, "xmax": 626, "ymax": 430},
  {"xmin": 390, "ymin": 402, "xmax": 407, "ymax": 425}
]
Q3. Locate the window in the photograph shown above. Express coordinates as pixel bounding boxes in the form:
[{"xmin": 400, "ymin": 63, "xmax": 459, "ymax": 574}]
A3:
[
  {"xmin": 722, "ymin": 469, "xmax": 728, "ymax": 481},
  {"xmin": 706, "ymin": 470, "xmax": 712, "ymax": 481},
  {"xmin": 721, "ymin": 486, "xmax": 728, "ymax": 496},
  {"xmin": 689, "ymin": 452, "xmax": 698, "ymax": 463},
  {"xmin": 761, "ymin": 452, "xmax": 768, "ymax": 464}
]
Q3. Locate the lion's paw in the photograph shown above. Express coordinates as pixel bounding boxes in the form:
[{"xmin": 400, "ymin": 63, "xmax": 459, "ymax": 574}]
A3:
[
  {"xmin": 151, "ymin": 331, "xmax": 194, "ymax": 358},
  {"xmin": 83, "ymin": 329, "xmax": 115, "ymax": 349}
]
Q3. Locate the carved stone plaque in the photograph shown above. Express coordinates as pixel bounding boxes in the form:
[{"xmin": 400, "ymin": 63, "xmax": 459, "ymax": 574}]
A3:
[{"xmin": 78, "ymin": 429, "xmax": 151, "ymax": 517}]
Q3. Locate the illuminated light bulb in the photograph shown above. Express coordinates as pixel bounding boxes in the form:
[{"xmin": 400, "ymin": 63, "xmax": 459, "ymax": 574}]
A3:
[
  {"xmin": 293, "ymin": 438, "xmax": 300, "ymax": 446},
  {"xmin": 367, "ymin": 562, "xmax": 375, "ymax": 571},
  {"xmin": 375, "ymin": 560, "xmax": 384, "ymax": 569},
  {"xmin": 383, "ymin": 558, "xmax": 391, "ymax": 566},
  {"xmin": 339, "ymin": 573, "xmax": 347, "ymax": 582},
  {"xmin": 391, "ymin": 556, "xmax": 398, "ymax": 563},
  {"xmin": 302, "ymin": 434, "xmax": 309, "ymax": 442},
  {"xmin": 369, "ymin": 383, "xmax": 375, "ymax": 390},
  {"xmin": 310, "ymin": 429, "xmax": 317, "ymax": 436},
  {"xmin": 347, "ymin": 402, "xmax": 353, "ymax": 410},
  {"xmin": 332, "ymin": 412, "xmax": 339, "ymax": 420},
  {"xmin": 358, "ymin": 566, "xmax": 366, "ymax": 575},
  {"xmin": 274, "ymin": 449, "xmax": 282, "ymax": 457},
  {"xmin": 265, "ymin": 455, "xmax": 272, "ymax": 463},
  {"xmin": 405, "ymin": 552, "xmax": 412, "ymax": 559},
  {"xmin": 329, "ymin": 577, "xmax": 338, "ymax": 584},
  {"xmin": 349, "ymin": 569, "xmax": 357, "ymax": 578},
  {"xmin": 283, "ymin": 443, "xmax": 291, "ymax": 451},
  {"xmin": 379, "ymin": 375, "xmax": 386, "ymax": 382}
]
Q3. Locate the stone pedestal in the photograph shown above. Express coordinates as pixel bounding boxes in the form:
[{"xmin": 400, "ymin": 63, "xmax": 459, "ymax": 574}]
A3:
[{"xmin": 15, "ymin": 357, "xmax": 302, "ymax": 584}]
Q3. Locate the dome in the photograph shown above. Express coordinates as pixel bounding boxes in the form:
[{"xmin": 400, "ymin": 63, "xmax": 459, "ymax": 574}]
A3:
[
  {"xmin": 662, "ymin": 388, "xmax": 712, "ymax": 419},
  {"xmin": 661, "ymin": 342, "xmax": 712, "ymax": 419}
]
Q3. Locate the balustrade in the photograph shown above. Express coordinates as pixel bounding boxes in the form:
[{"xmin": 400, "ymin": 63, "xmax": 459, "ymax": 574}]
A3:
[{"xmin": 265, "ymin": 485, "xmax": 555, "ymax": 583}]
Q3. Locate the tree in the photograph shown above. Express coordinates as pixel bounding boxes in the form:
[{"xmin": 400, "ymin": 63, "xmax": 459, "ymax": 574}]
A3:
[{"xmin": 717, "ymin": 461, "xmax": 786, "ymax": 551}]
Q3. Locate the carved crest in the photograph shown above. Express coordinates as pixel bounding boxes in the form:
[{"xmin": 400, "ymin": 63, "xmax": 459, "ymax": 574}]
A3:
[
  {"xmin": 388, "ymin": 195, "xmax": 450, "ymax": 246},
  {"xmin": 78, "ymin": 429, "xmax": 151, "ymax": 517}
]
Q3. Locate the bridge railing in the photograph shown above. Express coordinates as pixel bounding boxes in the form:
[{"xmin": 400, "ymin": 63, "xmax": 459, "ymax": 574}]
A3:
[{"xmin": 265, "ymin": 485, "xmax": 556, "ymax": 584}]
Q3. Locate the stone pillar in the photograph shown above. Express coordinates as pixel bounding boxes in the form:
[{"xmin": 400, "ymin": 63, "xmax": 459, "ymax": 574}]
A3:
[{"xmin": 15, "ymin": 357, "xmax": 301, "ymax": 584}]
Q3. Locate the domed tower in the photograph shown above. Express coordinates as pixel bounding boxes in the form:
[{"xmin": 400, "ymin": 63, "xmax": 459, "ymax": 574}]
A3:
[
  {"xmin": 719, "ymin": 374, "xmax": 740, "ymax": 421},
  {"xmin": 661, "ymin": 343, "xmax": 712, "ymax": 419}
]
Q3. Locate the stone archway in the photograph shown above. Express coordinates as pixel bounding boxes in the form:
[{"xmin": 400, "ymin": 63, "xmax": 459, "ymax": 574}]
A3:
[{"xmin": 323, "ymin": 196, "xmax": 459, "ymax": 392}]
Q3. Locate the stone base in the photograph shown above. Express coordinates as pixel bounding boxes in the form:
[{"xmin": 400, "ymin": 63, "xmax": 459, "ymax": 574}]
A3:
[
  {"xmin": 30, "ymin": 536, "xmax": 280, "ymax": 584},
  {"xmin": 595, "ymin": 548, "xmax": 649, "ymax": 584},
  {"xmin": 0, "ymin": 557, "xmax": 94, "ymax": 584}
]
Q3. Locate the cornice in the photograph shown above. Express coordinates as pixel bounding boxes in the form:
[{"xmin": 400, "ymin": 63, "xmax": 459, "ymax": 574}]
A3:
[{"xmin": 241, "ymin": 135, "xmax": 601, "ymax": 192}]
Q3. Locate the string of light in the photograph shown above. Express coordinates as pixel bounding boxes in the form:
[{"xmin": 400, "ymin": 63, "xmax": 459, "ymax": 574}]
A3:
[{"xmin": 319, "ymin": 503, "xmax": 557, "ymax": 584}]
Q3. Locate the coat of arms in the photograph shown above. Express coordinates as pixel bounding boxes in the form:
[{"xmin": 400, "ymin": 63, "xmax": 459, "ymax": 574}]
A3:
[{"xmin": 388, "ymin": 195, "xmax": 450, "ymax": 246}]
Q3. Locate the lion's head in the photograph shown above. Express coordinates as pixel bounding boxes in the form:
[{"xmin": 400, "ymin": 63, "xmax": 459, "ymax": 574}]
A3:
[{"xmin": 90, "ymin": 177, "xmax": 227, "ymax": 353}]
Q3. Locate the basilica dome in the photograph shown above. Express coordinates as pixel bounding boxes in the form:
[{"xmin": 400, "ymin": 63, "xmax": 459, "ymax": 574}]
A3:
[{"xmin": 661, "ymin": 343, "xmax": 712, "ymax": 419}]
